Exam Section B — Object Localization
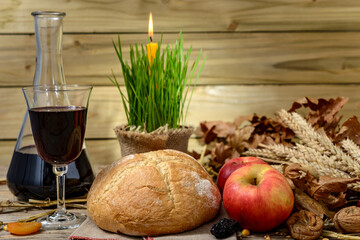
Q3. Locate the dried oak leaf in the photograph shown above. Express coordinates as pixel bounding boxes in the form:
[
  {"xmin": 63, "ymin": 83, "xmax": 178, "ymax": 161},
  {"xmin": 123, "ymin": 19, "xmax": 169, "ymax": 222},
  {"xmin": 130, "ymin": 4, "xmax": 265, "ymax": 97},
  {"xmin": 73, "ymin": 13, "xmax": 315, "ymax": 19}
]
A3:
[
  {"xmin": 187, "ymin": 150, "xmax": 201, "ymax": 160},
  {"xmin": 227, "ymin": 126, "xmax": 254, "ymax": 153},
  {"xmin": 211, "ymin": 142, "xmax": 233, "ymax": 167},
  {"xmin": 284, "ymin": 163, "xmax": 306, "ymax": 180},
  {"xmin": 289, "ymin": 97, "xmax": 348, "ymax": 139},
  {"xmin": 234, "ymin": 115, "xmax": 253, "ymax": 128},
  {"xmin": 200, "ymin": 121, "xmax": 236, "ymax": 143},
  {"xmin": 333, "ymin": 116, "xmax": 360, "ymax": 146},
  {"xmin": 249, "ymin": 114, "xmax": 294, "ymax": 147},
  {"xmin": 306, "ymin": 176, "xmax": 360, "ymax": 210},
  {"xmin": 284, "ymin": 163, "xmax": 359, "ymax": 210},
  {"xmin": 286, "ymin": 210, "xmax": 324, "ymax": 240},
  {"xmin": 287, "ymin": 167, "xmax": 316, "ymax": 193},
  {"xmin": 293, "ymin": 188, "xmax": 334, "ymax": 219},
  {"xmin": 333, "ymin": 206, "xmax": 360, "ymax": 233},
  {"xmin": 284, "ymin": 163, "xmax": 319, "ymax": 181}
]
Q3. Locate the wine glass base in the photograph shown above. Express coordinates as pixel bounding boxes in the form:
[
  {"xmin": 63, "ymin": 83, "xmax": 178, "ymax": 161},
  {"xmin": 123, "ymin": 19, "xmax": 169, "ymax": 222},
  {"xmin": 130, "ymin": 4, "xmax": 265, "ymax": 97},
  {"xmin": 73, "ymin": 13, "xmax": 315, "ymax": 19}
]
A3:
[{"xmin": 38, "ymin": 211, "xmax": 86, "ymax": 230}]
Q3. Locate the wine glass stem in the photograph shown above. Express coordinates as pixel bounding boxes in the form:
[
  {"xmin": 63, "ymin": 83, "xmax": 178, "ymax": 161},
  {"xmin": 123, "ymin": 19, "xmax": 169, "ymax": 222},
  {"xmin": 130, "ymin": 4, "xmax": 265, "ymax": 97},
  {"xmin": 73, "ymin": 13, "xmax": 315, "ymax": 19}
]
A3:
[{"xmin": 53, "ymin": 165, "xmax": 68, "ymax": 215}]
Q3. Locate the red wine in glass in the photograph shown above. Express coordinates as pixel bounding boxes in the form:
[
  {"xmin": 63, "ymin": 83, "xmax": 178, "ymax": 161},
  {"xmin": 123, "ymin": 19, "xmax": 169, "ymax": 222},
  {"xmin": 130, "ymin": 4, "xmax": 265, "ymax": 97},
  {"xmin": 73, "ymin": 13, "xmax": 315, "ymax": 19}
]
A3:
[
  {"xmin": 23, "ymin": 84, "xmax": 92, "ymax": 230},
  {"xmin": 29, "ymin": 106, "xmax": 87, "ymax": 165}
]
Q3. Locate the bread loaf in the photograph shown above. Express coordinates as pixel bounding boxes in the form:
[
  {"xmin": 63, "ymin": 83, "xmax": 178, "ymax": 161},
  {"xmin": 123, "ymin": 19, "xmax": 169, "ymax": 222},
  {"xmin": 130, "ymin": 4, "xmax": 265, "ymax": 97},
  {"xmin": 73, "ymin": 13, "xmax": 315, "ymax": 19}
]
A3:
[{"xmin": 87, "ymin": 149, "xmax": 221, "ymax": 236}]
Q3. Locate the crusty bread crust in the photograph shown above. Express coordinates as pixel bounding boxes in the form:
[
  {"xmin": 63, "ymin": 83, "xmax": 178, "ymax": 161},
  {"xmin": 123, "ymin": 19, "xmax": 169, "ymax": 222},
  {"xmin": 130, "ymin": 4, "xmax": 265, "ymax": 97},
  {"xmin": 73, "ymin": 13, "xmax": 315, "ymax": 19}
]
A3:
[{"xmin": 87, "ymin": 149, "xmax": 221, "ymax": 236}]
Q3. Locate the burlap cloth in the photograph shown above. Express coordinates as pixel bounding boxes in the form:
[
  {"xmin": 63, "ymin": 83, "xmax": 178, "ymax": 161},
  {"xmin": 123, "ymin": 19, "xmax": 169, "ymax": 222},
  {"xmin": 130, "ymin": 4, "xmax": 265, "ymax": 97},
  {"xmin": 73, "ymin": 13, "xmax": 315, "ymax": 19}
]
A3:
[
  {"xmin": 114, "ymin": 124, "xmax": 194, "ymax": 157},
  {"xmin": 69, "ymin": 205, "xmax": 235, "ymax": 240}
]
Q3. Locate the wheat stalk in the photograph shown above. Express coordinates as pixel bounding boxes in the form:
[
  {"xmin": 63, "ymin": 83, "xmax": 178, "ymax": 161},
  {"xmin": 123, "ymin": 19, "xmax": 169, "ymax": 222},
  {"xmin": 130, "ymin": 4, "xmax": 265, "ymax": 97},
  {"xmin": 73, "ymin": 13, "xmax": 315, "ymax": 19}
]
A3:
[
  {"xmin": 270, "ymin": 164, "xmax": 284, "ymax": 173},
  {"xmin": 243, "ymin": 148, "xmax": 280, "ymax": 160},
  {"xmin": 249, "ymin": 144, "xmax": 360, "ymax": 190},
  {"xmin": 294, "ymin": 144, "xmax": 352, "ymax": 177},
  {"xmin": 243, "ymin": 110, "xmax": 360, "ymax": 190},
  {"xmin": 278, "ymin": 110, "xmax": 360, "ymax": 177},
  {"xmin": 322, "ymin": 230, "xmax": 360, "ymax": 240},
  {"xmin": 342, "ymin": 138, "xmax": 360, "ymax": 164},
  {"xmin": 311, "ymin": 132, "xmax": 359, "ymax": 177},
  {"xmin": 263, "ymin": 144, "xmax": 351, "ymax": 178},
  {"xmin": 277, "ymin": 109, "xmax": 324, "ymax": 153}
]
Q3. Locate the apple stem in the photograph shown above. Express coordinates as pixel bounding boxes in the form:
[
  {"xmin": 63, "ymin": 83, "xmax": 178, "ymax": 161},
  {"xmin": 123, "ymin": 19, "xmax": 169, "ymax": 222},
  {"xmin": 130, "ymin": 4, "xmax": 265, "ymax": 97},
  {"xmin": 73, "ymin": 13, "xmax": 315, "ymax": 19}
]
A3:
[{"xmin": 253, "ymin": 177, "xmax": 257, "ymax": 185}]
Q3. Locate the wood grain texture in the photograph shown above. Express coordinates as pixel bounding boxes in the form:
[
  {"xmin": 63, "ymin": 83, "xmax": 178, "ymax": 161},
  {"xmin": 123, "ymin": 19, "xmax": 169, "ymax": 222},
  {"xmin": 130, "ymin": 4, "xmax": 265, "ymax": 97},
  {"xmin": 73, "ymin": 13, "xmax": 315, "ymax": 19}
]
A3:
[
  {"xmin": 0, "ymin": 1, "xmax": 354, "ymax": 239},
  {"xmin": 0, "ymin": 85, "xmax": 359, "ymax": 140},
  {"xmin": 0, "ymin": 138, "xmax": 205, "ymax": 167},
  {"xmin": 2, "ymin": 32, "xmax": 360, "ymax": 87},
  {"xmin": 1, "ymin": 0, "xmax": 360, "ymax": 33}
]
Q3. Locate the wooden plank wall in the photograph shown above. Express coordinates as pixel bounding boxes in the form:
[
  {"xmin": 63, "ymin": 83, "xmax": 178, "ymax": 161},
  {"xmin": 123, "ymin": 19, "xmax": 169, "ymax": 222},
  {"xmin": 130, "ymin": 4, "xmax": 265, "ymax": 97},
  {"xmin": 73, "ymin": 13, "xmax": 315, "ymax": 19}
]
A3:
[{"xmin": 1, "ymin": 0, "xmax": 360, "ymax": 166}]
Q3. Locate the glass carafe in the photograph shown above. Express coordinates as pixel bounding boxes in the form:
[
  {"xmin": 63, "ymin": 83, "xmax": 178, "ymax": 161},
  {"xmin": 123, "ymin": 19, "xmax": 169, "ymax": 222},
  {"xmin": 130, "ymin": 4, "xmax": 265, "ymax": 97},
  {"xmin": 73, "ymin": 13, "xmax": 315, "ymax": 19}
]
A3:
[{"xmin": 7, "ymin": 11, "xmax": 95, "ymax": 201}]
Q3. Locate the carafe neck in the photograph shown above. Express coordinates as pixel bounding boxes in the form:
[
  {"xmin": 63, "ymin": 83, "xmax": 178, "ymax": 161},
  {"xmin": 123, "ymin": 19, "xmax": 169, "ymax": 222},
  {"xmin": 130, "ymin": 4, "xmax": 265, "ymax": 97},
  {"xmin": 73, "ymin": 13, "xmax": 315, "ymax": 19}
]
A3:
[{"xmin": 32, "ymin": 11, "xmax": 66, "ymax": 85}]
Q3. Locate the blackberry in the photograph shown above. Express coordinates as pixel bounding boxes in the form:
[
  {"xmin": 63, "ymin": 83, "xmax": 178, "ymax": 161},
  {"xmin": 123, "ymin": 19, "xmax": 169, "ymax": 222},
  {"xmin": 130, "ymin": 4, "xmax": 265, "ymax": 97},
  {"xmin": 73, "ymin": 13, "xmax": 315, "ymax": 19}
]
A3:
[{"xmin": 210, "ymin": 218, "xmax": 239, "ymax": 238}]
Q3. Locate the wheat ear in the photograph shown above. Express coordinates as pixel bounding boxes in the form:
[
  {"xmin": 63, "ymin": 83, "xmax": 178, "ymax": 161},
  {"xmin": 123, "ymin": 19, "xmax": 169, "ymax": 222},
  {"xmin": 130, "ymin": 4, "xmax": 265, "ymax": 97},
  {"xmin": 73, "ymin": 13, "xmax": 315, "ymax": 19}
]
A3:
[
  {"xmin": 243, "ymin": 148, "xmax": 279, "ymax": 160},
  {"xmin": 279, "ymin": 110, "xmax": 360, "ymax": 177},
  {"xmin": 264, "ymin": 144, "xmax": 352, "ymax": 178},
  {"xmin": 277, "ymin": 109, "xmax": 324, "ymax": 153},
  {"xmin": 341, "ymin": 138, "xmax": 360, "ymax": 164}
]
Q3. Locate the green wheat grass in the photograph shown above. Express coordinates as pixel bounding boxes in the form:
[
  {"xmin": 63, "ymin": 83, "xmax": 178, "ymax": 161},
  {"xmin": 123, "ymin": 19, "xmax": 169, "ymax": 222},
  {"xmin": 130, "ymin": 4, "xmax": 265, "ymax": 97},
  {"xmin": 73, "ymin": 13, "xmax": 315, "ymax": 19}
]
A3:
[{"xmin": 109, "ymin": 33, "xmax": 205, "ymax": 133}]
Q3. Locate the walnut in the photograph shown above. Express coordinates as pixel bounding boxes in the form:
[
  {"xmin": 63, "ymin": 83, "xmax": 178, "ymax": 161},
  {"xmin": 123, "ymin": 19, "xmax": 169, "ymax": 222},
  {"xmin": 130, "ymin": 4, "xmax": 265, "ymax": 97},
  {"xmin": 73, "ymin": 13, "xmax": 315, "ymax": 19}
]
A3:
[
  {"xmin": 333, "ymin": 206, "xmax": 360, "ymax": 233},
  {"xmin": 286, "ymin": 210, "xmax": 324, "ymax": 240}
]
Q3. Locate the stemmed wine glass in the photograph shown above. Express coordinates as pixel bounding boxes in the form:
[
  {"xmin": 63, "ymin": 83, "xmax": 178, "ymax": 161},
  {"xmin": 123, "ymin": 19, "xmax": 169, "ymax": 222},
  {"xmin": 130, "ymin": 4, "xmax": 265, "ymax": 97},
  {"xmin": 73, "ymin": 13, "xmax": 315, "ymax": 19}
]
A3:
[{"xmin": 22, "ymin": 85, "xmax": 92, "ymax": 230}]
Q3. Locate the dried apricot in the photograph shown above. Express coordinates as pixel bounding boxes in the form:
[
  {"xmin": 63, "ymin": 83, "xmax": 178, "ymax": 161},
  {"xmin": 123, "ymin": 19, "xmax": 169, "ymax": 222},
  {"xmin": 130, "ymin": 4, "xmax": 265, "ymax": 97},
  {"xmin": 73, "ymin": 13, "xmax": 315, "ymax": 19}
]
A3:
[
  {"xmin": 241, "ymin": 229, "xmax": 250, "ymax": 236},
  {"xmin": 6, "ymin": 222, "xmax": 41, "ymax": 235}
]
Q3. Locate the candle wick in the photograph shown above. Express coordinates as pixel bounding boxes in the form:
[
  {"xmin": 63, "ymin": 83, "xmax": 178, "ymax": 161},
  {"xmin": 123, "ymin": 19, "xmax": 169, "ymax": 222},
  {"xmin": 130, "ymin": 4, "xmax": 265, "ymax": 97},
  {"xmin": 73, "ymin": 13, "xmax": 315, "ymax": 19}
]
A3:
[{"xmin": 150, "ymin": 36, "xmax": 153, "ymax": 42}]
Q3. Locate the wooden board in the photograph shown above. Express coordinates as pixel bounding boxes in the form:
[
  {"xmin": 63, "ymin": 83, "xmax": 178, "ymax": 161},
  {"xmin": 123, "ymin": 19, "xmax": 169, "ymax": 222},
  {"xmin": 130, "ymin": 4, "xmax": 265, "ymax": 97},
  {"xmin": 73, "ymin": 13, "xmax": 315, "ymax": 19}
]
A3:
[
  {"xmin": 0, "ymin": 138, "xmax": 205, "ymax": 167},
  {"xmin": 0, "ymin": 85, "xmax": 359, "ymax": 140},
  {"xmin": 2, "ymin": 32, "xmax": 360, "ymax": 87},
  {"xmin": 0, "ymin": 1, "xmax": 357, "ymax": 239},
  {"xmin": 1, "ymin": 0, "xmax": 360, "ymax": 33}
]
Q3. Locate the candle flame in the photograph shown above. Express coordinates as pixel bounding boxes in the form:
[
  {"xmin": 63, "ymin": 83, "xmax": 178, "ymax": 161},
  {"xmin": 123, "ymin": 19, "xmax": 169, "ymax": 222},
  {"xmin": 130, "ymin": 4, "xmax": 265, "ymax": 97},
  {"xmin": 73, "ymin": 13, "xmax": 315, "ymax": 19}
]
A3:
[{"xmin": 148, "ymin": 12, "xmax": 154, "ymax": 41}]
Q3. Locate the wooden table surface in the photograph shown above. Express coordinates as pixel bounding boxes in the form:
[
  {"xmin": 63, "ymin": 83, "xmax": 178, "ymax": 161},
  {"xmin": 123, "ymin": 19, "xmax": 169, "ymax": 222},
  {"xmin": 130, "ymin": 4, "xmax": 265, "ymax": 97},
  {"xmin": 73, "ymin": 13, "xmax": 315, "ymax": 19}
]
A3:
[{"xmin": 0, "ymin": 164, "xmax": 340, "ymax": 240}]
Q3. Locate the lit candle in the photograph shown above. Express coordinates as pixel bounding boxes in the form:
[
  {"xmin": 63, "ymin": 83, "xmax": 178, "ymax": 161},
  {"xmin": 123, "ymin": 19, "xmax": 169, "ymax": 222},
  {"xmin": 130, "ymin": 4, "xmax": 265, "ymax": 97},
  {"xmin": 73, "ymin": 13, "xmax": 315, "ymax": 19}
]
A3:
[{"xmin": 146, "ymin": 12, "xmax": 158, "ymax": 65}]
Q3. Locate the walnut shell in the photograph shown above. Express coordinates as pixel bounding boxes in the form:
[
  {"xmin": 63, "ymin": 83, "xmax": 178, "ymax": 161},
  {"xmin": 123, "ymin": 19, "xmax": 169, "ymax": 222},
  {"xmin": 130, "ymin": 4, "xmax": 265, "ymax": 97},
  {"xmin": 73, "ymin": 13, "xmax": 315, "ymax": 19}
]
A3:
[
  {"xmin": 333, "ymin": 206, "xmax": 360, "ymax": 233},
  {"xmin": 286, "ymin": 210, "xmax": 324, "ymax": 240}
]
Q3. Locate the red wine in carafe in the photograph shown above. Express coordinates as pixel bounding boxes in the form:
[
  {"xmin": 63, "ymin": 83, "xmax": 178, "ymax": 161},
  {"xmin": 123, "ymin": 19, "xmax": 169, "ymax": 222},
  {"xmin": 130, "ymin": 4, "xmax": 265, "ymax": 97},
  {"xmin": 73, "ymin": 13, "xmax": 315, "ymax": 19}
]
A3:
[
  {"xmin": 8, "ymin": 11, "xmax": 95, "ymax": 201},
  {"xmin": 7, "ymin": 146, "xmax": 94, "ymax": 201}
]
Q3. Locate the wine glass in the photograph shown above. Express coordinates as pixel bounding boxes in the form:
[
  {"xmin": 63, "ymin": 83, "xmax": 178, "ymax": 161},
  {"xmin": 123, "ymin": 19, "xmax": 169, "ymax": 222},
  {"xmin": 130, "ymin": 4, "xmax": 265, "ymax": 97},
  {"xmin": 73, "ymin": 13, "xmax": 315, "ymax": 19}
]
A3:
[{"xmin": 22, "ymin": 85, "xmax": 92, "ymax": 230}]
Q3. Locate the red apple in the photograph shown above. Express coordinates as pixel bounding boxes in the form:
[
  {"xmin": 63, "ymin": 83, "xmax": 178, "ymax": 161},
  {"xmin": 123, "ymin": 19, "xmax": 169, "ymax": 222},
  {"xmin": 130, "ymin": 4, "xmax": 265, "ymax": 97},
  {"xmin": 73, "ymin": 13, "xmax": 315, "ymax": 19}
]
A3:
[
  {"xmin": 223, "ymin": 163, "xmax": 294, "ymax": 232},
  {"xmin": 217, "ymin": 157, "xmax": 267, "ymax": 193}
]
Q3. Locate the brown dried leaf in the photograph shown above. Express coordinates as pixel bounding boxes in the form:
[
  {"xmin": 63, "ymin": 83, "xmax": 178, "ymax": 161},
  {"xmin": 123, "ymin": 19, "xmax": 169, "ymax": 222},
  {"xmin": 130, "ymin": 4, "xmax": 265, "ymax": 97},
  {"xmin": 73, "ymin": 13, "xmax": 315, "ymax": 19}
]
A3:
[
  {"xmin": 212, "ymin": 121, "xmax": 236, "ymax": 138},
  {"xmin": 200, "ymin": 121, "xmax": 236, "ymax": 143},
  {"xmin": 227, "ymin": 126, "xmax": 254, "ymax": 153},
  {"xmin": 284, "ymin": 163, "xmax": 306, "ymax": 180},
  {"xmin": 200, "ymin": 122, "xmax": 217, "ymax": 143},
  {"xmin": 211, "ymin": 142, "xmax": 233, "ymax": 166},
  {"xmin": 288, "ymin": 169, "xmax": 316, "ymax": 193},
  {"xmin": 333, "ymin": 116, "xmax": 360, "ymax": 146},
  {"xmin": 233, "ymin": 115, "xmax": 252, "ymax": 128},
  {"xmin": 294, "ymin": 188, "xmax": 334, "ymax": 219},
  {"xmin": 187, "ymin": 150, "xmax": 201, "ymax": 160},
  {"xmin": 249, "ymin": 114, "xmax": 294, "ymax": 146},
  {"xmin": 307, "ymin": 176, "xmax": 360, "ymax": 210},
  {"xmin": 245, "ymin": 134, "xmax": 267, "ymax": 149},
  {"xmin": 288, "ymin": 98, "xmax": 307, "ymax": 112},
  {"xmin": 288, "ymin": 97, "xmax": 348, "ymax": 139},
  {"xmin": 286, "ymin": 210, "xmax": 324, "ymax": 240},
  {"xmin": 286, "ymin": 162, "xmax": 359, "ymax": 210}
]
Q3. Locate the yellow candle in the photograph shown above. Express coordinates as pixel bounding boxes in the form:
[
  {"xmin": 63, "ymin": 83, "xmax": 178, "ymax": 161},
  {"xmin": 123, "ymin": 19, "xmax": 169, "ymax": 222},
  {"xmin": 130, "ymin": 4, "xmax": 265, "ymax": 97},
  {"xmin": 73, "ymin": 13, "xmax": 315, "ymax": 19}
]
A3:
[{"xmin": 146, "ymin": 12, "xmax": 158, "ymax": 65}]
